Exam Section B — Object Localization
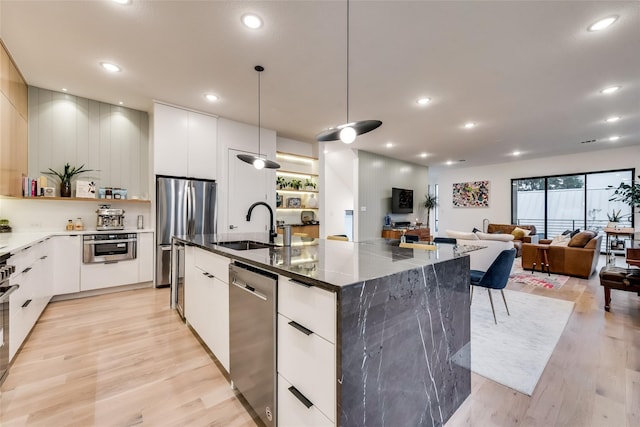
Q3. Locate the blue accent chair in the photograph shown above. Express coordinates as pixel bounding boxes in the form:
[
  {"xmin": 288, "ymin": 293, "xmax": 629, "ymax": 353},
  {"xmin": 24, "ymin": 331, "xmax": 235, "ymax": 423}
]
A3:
[{"xmin": 470, "ymin": 248, "xmax": 516, "ymax": 324}]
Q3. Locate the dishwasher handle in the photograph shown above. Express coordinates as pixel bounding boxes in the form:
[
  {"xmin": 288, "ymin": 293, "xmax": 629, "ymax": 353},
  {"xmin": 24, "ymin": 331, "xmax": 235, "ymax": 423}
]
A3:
[{"xmin": 231, "ymin": 279, "xmax": 267, "ymax": 301}]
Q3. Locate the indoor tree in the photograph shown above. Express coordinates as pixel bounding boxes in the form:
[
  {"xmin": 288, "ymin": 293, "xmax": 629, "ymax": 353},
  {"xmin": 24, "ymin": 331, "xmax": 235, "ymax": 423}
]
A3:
[
  {"xmin": 423, "ymin": 193, "xmax": 438, "ymax": 227},
  {"xmin": 609, "ymin": 175, "xmax": 640, "ymax": 213}
]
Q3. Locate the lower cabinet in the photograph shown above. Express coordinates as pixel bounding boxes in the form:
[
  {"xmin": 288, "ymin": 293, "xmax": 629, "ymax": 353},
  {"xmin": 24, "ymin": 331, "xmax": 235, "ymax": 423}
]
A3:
[
  {"xmin": 185, "ymin": 247, "xmax": 230, "ymax": 372},
  {"xmin": 138, "ymin": 232, "xmax": 154, "ymax": 283},
  {"xmin": 80, "ymin": 258, "xmax": 139, "ymax": 291},
  {"xmin": 52, "ymin": 234, "xmax": 81, "ymax": 295},
  {"xmin": 8, "ymin": 238, "xmax": 53, "ymax": 361},
  {"xmin": 277, "ymin": 275, "xmax": 337, "ymax": 425}
]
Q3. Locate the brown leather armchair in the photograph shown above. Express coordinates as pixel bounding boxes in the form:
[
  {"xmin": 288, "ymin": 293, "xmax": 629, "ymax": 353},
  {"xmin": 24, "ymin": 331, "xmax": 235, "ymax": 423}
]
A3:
[
  {"xmin": 487, "ymin": 223, "xmax": 538, "ymax": 257},
  {"xmin": 521, "ymin": 232, "xmax": 603, "ymax": 278}
]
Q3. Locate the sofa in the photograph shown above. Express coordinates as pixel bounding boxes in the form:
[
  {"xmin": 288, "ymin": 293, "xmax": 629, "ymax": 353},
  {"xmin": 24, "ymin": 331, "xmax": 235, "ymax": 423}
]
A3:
[
  {"xmin": 521, "ymin": 231, "xmax": 603, "ymax": 278},
  {"xmin": 445, "ymin": 230, "xmax": 515, "ymax": 271},
  {"xmin": 486, "ymin": 223, "xmax": 538, "ymax": 257}
]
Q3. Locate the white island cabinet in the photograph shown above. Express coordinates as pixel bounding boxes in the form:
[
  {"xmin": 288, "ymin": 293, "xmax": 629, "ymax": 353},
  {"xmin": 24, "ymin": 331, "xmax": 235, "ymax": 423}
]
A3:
[
  {"xmin": 184, "ymin": 246, "xmax": 230, "ymax": 372},
  {"xmin": 277, "ymin": 275, "xmax": 336, "ymax": 427},
  {"xmin": 153, "ymin": 102, "xmax": 218, "ymax": 180}
]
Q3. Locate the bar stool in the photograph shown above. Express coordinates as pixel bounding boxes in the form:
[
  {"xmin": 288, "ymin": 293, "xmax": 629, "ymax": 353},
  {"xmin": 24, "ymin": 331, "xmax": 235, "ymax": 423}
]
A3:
[{"xmin": 531, "ymin": 244, "xmax": 550, "ymax": 276}]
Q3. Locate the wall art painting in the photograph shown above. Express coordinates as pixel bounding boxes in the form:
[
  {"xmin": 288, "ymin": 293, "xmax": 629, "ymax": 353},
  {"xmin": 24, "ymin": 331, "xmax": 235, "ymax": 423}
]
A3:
[{"xmin": 452, "ymin": 181, "xmax": 490, "ymax": 207}]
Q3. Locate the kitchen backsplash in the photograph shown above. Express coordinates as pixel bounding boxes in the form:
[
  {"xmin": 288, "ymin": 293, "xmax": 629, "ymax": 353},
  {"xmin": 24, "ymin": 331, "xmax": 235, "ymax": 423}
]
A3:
[{"xmin": 0, "ymin": 198, "xmax": 150, "ymax": 232}]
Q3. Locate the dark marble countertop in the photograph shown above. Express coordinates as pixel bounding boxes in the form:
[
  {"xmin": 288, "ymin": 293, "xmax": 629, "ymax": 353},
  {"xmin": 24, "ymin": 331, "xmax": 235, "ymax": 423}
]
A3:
[{"xmin": 174, "ymin": 232, "xmax": 482, "ymax": 291}]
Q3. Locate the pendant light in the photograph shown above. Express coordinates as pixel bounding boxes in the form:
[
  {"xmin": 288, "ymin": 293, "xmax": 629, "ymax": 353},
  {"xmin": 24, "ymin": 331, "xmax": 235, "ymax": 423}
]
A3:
[
  {"xmin": 237, "ymin": 65, "xmax": 280, "ymax": 170},
  {"xmin": 316, "ymin": 0, "xmax": 382, "ymax": 144}
]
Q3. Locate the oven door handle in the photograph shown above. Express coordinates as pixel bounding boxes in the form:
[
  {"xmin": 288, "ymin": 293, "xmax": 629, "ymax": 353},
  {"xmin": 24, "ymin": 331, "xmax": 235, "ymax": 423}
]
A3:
[
  {"xmin": 84, "ymin": 239, "xmax": 137, "ymax": 245},
  {"xmin": 0, "ymin": 284, "xmax": 20, "ymax": 303}
]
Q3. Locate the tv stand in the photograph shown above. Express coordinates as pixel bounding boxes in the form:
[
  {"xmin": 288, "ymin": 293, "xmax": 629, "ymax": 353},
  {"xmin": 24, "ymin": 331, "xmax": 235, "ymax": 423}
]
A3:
[{"xmin": 381, "ymin": 226, "xmax": 431, "ymax": 241}]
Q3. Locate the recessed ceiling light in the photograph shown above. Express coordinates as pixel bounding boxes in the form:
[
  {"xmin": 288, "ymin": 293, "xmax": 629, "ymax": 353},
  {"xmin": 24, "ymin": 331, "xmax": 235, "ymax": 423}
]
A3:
[
  {"xmin": 100, "ymin": 62, "xmax": 121, "ymax": 72},
  {"xmin": 512, "ymin": 151, "xmax": 521, "ymax": 156},
  {"xmin": 446, "ymin": 160, "xmax": 453, "ymax": 166},
  {"xmin": 205, "ymin": 93, "xmax": 219, "ymax": 102},
  {"xmin": 600, "ymin": 85, "xmax": 621, "ymax": 94},
  {"xmin": 118, "ymin": 101, "xmax": 124, "ymax": 105},
  {"xmin": 385, "ymin": 142, "xmax": 393, "ymax": 148},
  {"xmin": 588, "ymin": 15, "xmax": 618, "ymax": 32},
  {"xmin": 605, "ymin": 116, "xmax": 621, "ymax": 123},
  {"xmin": 416, "ymin": 97, "xmax": 431, "ymax": 105},
  {"xmin": 420, "ymin": 153, "xmax": 428, "ymax": 158},
  {"xmin": 609, "ymin": 136, "xmax": 620, "ymax": 141},
  {"xmin": 61, "ymin": 88, "xmax": 67, "ymax": 92},
  {"xmin": 323, "ymin": 149, "xmax": 329, "ymax": 154},
  {"xmin": 464, "ymin": 122, "xmax": 476, "ymax": 129},
  {"xmin": 112, "ymin": 0, "xmax": 131, "ymax": 4},
  {"xmin": 242, "ymin": 14, "xmax": 263, "ymax": 29}
]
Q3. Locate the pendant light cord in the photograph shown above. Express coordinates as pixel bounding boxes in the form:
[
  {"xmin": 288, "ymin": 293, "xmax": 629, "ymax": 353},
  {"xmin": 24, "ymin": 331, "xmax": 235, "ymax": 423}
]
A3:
[
  {"xmin": 346, "ymin": 0, "xmax": 350, "ymax": 123},
  {"xmin": 258, "ymin": 67, "xmax": 261, "ymax": 155}
]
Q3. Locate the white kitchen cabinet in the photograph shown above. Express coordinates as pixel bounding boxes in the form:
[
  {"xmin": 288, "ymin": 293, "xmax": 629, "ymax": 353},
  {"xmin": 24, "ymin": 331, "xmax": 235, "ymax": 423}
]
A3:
[
  {"xmin": 8, "ymin": 238, "xmax": 53, "ymax": 361},
  {"xmin": 52, "ymin": 234, "xmax": 81, "ymax": 295},
  {"xmin": 137, "ymin": 232, "xmax": 154, "ymax": 283},
  {"xmin": 80, "ymin": 259, "xmax": 139, "ymax": 291},
  {"xmin": 184, "ymin": 247, "xmax": 230, "ymax": 372},
  {"xmin": 153, "ymin": 102, "xmax": 217, "ymax": 180},
  {"xmin": 277, "ymin": 276, "xmax": 337, "ymax": 424}
]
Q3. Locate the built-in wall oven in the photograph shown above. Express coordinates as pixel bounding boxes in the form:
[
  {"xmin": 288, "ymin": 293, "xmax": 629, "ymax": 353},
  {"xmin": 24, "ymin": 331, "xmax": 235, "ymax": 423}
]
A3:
[
  {"xmin": 83, "ymin": 233, "xmax": 137, "ymax": 264},
  {"xmin": 0, "ymin": 253, "xmax": 19, "ymax": 384}
]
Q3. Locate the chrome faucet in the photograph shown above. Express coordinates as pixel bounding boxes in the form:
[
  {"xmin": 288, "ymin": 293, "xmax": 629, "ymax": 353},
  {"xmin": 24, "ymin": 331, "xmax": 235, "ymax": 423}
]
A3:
[{"xmin": 246, "ymin": 202, "xmax": 277, "ymax": 244}]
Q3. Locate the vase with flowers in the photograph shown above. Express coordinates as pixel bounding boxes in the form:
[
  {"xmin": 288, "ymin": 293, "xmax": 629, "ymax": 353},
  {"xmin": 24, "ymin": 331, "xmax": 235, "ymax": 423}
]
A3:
[{"xmin": 42, "ymin": 163, "xmax": 94, "ymax": 197}]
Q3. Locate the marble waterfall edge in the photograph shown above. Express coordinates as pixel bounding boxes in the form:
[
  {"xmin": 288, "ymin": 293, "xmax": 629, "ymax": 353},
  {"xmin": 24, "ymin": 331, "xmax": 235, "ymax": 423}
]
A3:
[{"xmin": 339, "ymin": 257, "xmax": 471, "ymax": 427}]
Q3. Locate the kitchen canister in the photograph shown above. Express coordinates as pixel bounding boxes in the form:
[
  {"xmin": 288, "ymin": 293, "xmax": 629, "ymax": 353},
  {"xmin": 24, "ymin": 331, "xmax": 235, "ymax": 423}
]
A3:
[{"xmin": 137, "ymin": 215, "xmax": 144, "ymax": 229}]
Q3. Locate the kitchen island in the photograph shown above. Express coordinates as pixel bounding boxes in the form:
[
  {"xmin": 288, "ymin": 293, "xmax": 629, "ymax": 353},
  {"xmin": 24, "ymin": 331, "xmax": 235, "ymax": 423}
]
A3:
[{"xmin": 175, "ymin": 233, "xmax": 474, "ymax": 427}]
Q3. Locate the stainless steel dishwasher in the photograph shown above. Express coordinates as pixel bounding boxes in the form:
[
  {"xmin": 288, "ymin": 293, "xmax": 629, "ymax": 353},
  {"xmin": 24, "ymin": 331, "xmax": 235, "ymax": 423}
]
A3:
[{"xmin": 229, "ymin": 262, "xmax": 277, "ymax": 427}]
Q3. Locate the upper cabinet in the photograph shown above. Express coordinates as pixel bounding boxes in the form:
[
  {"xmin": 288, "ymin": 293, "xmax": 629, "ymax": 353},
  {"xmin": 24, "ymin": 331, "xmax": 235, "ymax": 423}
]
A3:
[
  {"xmin": 0, "ymin": 40, "xmax": 28, "ymax": 197},
  {"xmin": 153, "ymin": 102, "xmax": 217, "ymax": 180}
]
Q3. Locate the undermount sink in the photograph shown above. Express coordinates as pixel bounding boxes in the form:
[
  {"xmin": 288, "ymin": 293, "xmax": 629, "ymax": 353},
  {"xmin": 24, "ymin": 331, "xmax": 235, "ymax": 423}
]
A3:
[{"xmin": 215, "ymin": 240, "xmax": 275, "ymax": 251}]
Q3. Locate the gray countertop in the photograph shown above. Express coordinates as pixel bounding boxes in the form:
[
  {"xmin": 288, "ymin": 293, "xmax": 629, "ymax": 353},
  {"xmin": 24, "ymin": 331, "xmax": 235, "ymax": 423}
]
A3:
[{"xmin": 174, "ymin": 232, "xmax": 481, "ymax": 291}]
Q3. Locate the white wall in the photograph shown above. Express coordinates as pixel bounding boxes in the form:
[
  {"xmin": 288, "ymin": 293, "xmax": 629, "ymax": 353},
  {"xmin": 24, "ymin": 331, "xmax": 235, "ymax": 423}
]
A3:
[
  {"xmin": 357, "ymin": 151, "xmax": 429, "ymax": 241},
  {"xmin": 276, "ymin": 136, "xmax": 318, "ymax": 159},
  {"xmin": 0, "ymin": 198, "xmax": 150, "ymax": 232},
  {"xmin": 320, "ymin": 143, "xmax": 357, "ymax": 239},
  {"xmin": 430, "ymin": 145, "xmax": 640, "ymax": 236},
  {"xmin": 28, "ymin": 87, "xmax": 149, "ymax": 199}
]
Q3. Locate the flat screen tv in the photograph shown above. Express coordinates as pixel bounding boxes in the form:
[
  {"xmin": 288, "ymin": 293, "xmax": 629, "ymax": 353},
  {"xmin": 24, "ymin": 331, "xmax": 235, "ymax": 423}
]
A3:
[{"xmin": 392, "ymin": 187, "xmax": 413, "ymax": 214}]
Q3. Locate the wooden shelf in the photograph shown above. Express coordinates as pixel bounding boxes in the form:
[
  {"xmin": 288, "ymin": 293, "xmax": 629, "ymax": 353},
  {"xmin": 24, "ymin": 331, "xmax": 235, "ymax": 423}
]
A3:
[
  {"xmin": 276, "ymin": 151, "xmax": 318, "ymax": 161},
  {"xmin": 277, "ymin": 207, "xmax": 319, "ymax": 210},
  {"xmin": 17, "ymin": 197, "xmax": 151, "ymax": 204},
  {"xmin": 276, "ymin": 170, "xmax": 318, "ymax": 178},
  {"xmin": 277, "ymin": 189, "xmax": 319, "ymax": 194}
]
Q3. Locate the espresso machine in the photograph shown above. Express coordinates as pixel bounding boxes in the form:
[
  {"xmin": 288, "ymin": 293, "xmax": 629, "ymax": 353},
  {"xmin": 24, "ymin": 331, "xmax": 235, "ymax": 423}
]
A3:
[{"xmin": 96, "ymin": 204, "xmax": 125, "ymax": 230}]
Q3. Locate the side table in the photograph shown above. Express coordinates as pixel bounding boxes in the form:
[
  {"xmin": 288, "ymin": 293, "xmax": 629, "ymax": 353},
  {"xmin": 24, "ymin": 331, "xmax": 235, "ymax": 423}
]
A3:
[
  {"xmin": 530, "ymin": 244, "xmax": 550, "ymax": 276},
  {"xmin": 604, "ymin": 227, "xmax": 635, "ymax": 266}
]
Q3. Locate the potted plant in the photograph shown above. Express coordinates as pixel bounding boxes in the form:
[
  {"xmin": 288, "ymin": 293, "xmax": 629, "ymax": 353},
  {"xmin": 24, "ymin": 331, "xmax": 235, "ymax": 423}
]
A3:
[
  {"xmin": 607, "ymin": 209, "xmax": 622, "ymax": 228},
  {"xmin": 290, "ymin": 179, "xmax": 302, "ymax": 190},
  {"xmin": 304, "ymin": 178, "xmax": 316, "ymax": 191},
  {"xmin": 423, "ymin": 193, "xmax": 438, "ymax": 227},
  {"xmin": 42, "ymin": 163, "xmax": 94, "ymax": 197},
  {"xmin": 276, "ymin": 176, "xmax": 287, "ymax": 190}
]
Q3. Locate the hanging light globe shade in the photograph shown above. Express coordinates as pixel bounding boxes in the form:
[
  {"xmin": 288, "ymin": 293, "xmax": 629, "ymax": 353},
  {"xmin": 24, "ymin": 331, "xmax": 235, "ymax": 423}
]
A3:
[
  {"xmin": 339, "ymin": 126, "xmax": 357, "ymax": 144},
  {"xmin": 253, "ymin": 158, "xmax": 266, "ymax": 170}
]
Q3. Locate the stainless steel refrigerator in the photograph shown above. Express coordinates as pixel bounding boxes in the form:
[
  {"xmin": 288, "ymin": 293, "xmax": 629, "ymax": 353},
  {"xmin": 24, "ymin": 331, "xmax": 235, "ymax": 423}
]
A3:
[{"xmin": 156, "ymin": 176, "xmax": 217, "ymax": 290}]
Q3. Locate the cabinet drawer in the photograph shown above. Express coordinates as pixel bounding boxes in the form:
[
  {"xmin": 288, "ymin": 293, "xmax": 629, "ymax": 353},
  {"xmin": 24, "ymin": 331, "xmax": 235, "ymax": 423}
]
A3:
[
  {"xmin": 278, "ymin": 374, "xmax": 334, "ymax": 427},
  {"xmin": 278, "ymin": 276, "xmax": 336, "ymax": 343},
  {"xmin": 194, "ymin": 247, "xmax": 229, "ymax": 281},
  {"xmin": 277, "ymin": 314, "xmax": 336, "ymax": 422}
]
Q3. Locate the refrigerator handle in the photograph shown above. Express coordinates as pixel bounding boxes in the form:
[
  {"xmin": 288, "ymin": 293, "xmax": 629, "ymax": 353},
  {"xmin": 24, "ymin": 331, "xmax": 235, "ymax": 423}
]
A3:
[
  {"xmin": 190, "ymin": 182, "xmax": 196, "ymax": 235},
  {"xmin": 185, "ymin": 182, "xmax": 191, "ymax": 236}
]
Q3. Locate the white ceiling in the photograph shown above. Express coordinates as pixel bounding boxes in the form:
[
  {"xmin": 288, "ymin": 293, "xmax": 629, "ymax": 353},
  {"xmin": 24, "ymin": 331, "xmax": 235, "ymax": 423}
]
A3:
[{"xmin": 1, "ymin": 1, "xmax": 639, "ymax": 169}]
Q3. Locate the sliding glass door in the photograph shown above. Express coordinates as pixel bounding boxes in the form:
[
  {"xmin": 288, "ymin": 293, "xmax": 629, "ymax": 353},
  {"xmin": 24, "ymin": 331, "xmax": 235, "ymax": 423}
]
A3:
[{"xmin": 512, "ymin": 169, "xmax": 634, "ymax": 238}]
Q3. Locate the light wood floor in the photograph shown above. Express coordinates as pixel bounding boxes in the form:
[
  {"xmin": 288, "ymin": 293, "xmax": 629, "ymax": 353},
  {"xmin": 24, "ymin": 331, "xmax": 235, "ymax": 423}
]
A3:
[
  {"xmin": 1, "ymin": 256, "xmax": 638, "ymax": 427},
  {"xmin": 0, "ymin": 287, "xmax": 258, "ymax": 427},
  {"xmin": 447, "ymin": 256, "xmax": 640, "ymax": 427}
]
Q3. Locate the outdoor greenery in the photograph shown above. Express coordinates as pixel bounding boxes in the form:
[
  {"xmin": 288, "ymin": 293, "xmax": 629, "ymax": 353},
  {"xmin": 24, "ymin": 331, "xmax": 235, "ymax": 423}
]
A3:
[
  {"xmin": 517, "ymin": 176, "xmax": 584, "ymax": 191},
  {"xmin": 609, "ymin": 175, "xmax": 640, "ymax": 211}
]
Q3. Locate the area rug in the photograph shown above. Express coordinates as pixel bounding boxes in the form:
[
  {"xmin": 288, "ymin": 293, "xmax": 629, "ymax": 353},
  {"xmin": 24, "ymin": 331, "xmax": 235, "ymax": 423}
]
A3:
[
  {"xmin": 470, "ymin": 289, "xmax": 574, "ymax": 395},
  {"xmin": 509, "ymin": 258, "xmax": 570, "ymax": 289}
]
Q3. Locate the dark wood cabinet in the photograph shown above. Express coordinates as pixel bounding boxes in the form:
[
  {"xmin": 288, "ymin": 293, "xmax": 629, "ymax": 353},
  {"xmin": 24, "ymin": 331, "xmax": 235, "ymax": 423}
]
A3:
[{"xmin": 381, "ymin": 227, "xmax": 431, "ymax": 241}]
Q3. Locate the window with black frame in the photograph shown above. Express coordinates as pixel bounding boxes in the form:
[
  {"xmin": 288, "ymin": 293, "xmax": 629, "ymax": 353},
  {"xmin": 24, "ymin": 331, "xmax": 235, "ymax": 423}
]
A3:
[{"xmin": 511, "ymin": 169, "xmax": 634, "ymax": 239}]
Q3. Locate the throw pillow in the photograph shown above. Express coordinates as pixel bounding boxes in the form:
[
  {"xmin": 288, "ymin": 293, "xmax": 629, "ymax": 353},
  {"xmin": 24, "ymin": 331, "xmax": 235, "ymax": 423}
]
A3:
[
  {"xmin": 568, "ymin": 230, "xmax": 596, "ymax": 247},
  {"xmin": 511, "ymin": 227, "xmax": 530, "ymax": 240},
  {"xmin": 550, "ymin": 234, "xmax": 571, "ymax": 246},
  {"xmin": 475, "ymin": 231, "xmax": 515, "ymax": 241},
  {"xmin": 570, "ymin": 229, "xmax": 581, "ymax": 238},
  {"xmin": 562, "ymin": 229, "xmax": 572, "ymax": 235},
  {"xmin": 445, "ymin": 230, "xmax": 479, "ymax": 240}
]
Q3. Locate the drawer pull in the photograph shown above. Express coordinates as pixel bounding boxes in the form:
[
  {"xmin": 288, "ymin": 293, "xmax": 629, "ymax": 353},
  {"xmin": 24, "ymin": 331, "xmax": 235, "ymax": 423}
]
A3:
[
  {"xmin": 288, "ymin": 320, "xmax": 313, "ymax": 336},
  {"xmin": 22, "ymin": 267, "xmax": 32, "ymax": 274},
  {"xmin": 288, "ymin": 386, "xmax": 313, "ymax": 409},
  {"xmin": 288, "ymin": 278, "xmax": 313, "ymax": 288},
  {"xmin": 202, "ymin": 271, "xmax": 208, "ymax": 276},
  {"xmin": 22, "ymin": 299, "xmax": 32, "ymax": 308}
]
